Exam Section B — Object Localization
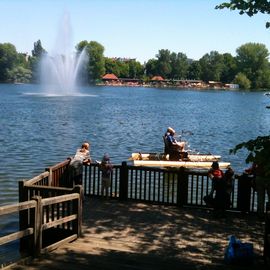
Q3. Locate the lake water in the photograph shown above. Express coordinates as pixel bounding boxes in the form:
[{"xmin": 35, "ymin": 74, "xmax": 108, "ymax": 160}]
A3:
[{"xmin": 0, "ymin": 83, "xmax": 270, "ymax": 206}]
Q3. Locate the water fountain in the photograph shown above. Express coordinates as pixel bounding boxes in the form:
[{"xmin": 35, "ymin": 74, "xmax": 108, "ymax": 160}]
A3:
[{"xmin": 40, "ymin": 12, "xmax": 87, "ymax": 96}]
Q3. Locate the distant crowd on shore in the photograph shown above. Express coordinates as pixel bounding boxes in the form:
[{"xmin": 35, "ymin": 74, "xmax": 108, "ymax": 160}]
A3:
[{"xmin": 97, "ymin": 74, "xmax": 239, "ymax": 90}]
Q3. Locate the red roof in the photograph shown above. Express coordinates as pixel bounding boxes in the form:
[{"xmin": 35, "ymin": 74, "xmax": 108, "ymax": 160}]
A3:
[
  {"xmin": 102, "ymin": 73, "xmax": 118, "ymax": 80},
  {"xmin": 151, "ymin": 76, "xmax": 164, "ymax": 81}
]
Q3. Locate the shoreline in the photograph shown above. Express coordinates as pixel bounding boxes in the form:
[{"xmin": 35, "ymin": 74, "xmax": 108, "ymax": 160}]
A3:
[{"xmin": 96, "ymin": 82, "xmax": 239, "ymax": 90}]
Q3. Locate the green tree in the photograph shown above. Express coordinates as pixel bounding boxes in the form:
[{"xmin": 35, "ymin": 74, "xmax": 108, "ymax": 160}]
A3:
[
  {"xmin": 216, "ymin": 0, "xmax": 270, "ymax": 28},
  {"xmin": 188, "ymin": 61, "xmax": 202, "ymax": 80},
  {"xmin": 76, "ymin": 40, "xmax": 89, "ymax": 53},
  {"xmin": 88, "ymin": 41, "xmax": 105, "ymax": 83},
  {"xmin": 77, "ymin": 41, "xmax": 105, "ymax": 83},
  {"xmin": 170, "ymin": 52, "xmax": 189, "ymax": 79},
  {"xmin": 17, "ymin": 53, "xmax": 30, "ymax": 69},
  {"xmin": 104, "ymin": 57, "xmax": 120, "ymax": 77},
  {"xmin": 236, "ymin": 42, "xmax": 270, "ymax": 88},
  {"xmin": 199, "ymin": 51, "xmax": 224, "ymax": 82},
  {"xmin": 255, "ymin": 68, "xmax": 270, "ymax": 89},
  {"xmin": 233, "ymin": 72, "xmax": 251, "ymax": 89},
  {"xmin": 220, "ymin": 53, "xmax": 237, "ymax": 83},
  {"xmin": 156, "ymin": 49, "xmax": 172, "ymax": 78},
  {"xmin": 145, "ymin": 59, "xmax": 159, "ymax": 78},
  {"xmin": 128, "ymin": 60, "xmax": 144, "ymax": 78},
  {"xmin": 30, "ymin": 40, "xmax": 46, "ymax": 83},
  {"xmin": 0, "ymin": 43, "xmax": 18, "ymax": 82},
  {"xmin": 32, "ymin": 39, "xmax": 46, "ymax": 58},
  {"xmin": 104, "ymin": 58, "xmax": 133, "ymax": 78},
  {"xmin": 117, "ymin": 61, "xmax": 129, "ymax": 78},
  {"xmin": 7, "ymin": 66, "xmax": 32, "ymax": 83}
]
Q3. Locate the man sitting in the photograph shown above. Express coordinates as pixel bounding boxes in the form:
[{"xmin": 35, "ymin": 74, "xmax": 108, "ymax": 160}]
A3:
[{"xmin": 164, "ymin": 127, "xmax": 185, "ymax": 161}]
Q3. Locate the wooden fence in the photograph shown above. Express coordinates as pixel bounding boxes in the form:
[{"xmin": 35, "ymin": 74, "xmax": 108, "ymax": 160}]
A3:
[
  {"xmin": 81, "ymin": 162, "xmax": 257, "ymax": 212},
  {"xmin": 17, "ymin": 160, "xmax": 259, "ymax": 213},
  {"xmin": 0, "ymin": 191, "xmax": 82, "ymax": 264}
]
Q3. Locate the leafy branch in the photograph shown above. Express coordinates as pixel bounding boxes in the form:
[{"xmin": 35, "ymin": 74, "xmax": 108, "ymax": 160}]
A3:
[
  {"xmin": 216, "ymin": 0, "xmax": 270, "ymax": 28},
  {"xmin": 230, "ymin": 135, "xmax": 270, "ymax": 175}
]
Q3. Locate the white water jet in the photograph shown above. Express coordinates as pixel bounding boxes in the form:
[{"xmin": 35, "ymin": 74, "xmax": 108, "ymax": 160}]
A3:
[{"xmin": 40, "ymin": 12, "xmax": 87, "ymax": 96}]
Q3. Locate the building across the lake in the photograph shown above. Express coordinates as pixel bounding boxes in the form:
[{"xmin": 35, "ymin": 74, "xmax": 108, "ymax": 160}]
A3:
[{"xmin": 100, "ymin": 74, "xmax": 239, "ymax": 89}]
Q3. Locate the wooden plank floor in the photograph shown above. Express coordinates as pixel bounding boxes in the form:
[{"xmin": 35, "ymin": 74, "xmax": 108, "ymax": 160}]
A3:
[{"xmin": 10, "ymin": 197, "xmax": 268, "ymax": 269}]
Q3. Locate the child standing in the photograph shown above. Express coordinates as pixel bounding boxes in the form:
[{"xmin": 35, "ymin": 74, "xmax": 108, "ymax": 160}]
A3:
[{"xmin": 100, "ymin": 154, "xmax": 113, "ymax": 198}]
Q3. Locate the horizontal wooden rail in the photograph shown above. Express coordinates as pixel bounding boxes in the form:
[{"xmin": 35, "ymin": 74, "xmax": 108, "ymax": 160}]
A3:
[
  {"xmin": 1, "ymin": 191, "xmax": 82, "ymax": 265},
  {"xmin": 41, "ymin": 234, "xmax": 77, "ymax": 254},
  {"xmin": 25, "ymin": 171, "xmax": 50, "ymax": 185},
  {"xmin": 0, "ymin": 200, "xmax": 37, "ymax": 255},
  {"xmin": 46, "ymin": 160, "xmax": 70, "ymax": 171},
  {"xmin": 42, "ymin": 215, "xmax": 77, "ymax": 230},
  {"xmin": 0, "ymin": 228, "xmax": 34, "ymax": 246},
  {"xmin": 0, "ymin": 200, "xmax": 36, "ymax": 215},
  {"xmin": 41, "ymin": 193, "xmax": 79, "ymax": 206}
]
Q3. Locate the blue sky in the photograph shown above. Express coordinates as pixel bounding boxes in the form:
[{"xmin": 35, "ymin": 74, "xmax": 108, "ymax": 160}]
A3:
[{"xmin": 0, "ymin": 0, "xmax": 269, "ymax": 63}]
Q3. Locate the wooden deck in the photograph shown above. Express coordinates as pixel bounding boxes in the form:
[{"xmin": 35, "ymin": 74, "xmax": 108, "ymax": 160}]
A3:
[{"xmin": 10, "ymin": 197, "xmax": 268, "ymax": 270}]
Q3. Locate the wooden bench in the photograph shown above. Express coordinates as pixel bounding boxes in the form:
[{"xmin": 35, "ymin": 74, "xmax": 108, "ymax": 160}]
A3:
[{"xmin": 264, "ymin": 202, "xmax": 270, "ymax": 264}]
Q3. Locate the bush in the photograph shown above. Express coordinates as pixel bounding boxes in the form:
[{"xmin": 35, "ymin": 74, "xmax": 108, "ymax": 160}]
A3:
[{"xmin": 233, "ymin": 72, "xmax": 251, "ymax": 89}]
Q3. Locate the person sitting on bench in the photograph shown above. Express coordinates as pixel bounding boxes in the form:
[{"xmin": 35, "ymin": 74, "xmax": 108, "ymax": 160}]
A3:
[{"xmin": 164, "ymin": 127, "xmax": 185, "ymax": 160}]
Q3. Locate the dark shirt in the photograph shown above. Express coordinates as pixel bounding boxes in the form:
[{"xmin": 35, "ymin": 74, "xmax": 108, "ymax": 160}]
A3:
[
  {"xmin": 100, "ymin": 161, "xmax": 113, "ymax": 178},
  {"xmin": 166, "ymin": 134, "xmax": 176, "ymax": 145}
]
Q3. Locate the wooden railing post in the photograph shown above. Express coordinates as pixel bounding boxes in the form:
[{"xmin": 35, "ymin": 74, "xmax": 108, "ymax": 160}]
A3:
[
  {"xmin": 32, "ymin": 196, "xmax": 42, "ymax": 257},
  {"xmin": 236, "ymin": 174, "xmax": 252, "ymax": 213},
  {"xmin": 119, "ymin": 162, "xmax": 128, "ymax": 201},
  {"xmin": 177, "ymin": 167, "xmax": 188, "ymax": 207},
  {"xmin": 19, "ymin": 179, "xmax": 28, "ymax": 203},
  {"xmin": 72, "ymin": 185, "xmax": 83, "ymax": 237},
  {"xmin": 19, "ymin": 180, "xmax": 29, "ymax": 253},
  {"xmin": 45, "ymin": 167, "xmax": 53, "ymax": 186}
]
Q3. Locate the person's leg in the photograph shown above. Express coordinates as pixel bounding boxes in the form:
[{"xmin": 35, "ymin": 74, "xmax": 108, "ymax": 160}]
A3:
[
  {"xmin": 105, "ymin": 178, "xmax": 111, "ymax": 198},
  {"xmin": 179, "ymin": 141, "xmax": 185, "ymax": 151},
  {"xmin": 101, "ymin": 178, "xmax": 105, "ymax": 197},
  {"xmin": 256, "ymin": 180, "xmax": 265, "ymax": 217}
]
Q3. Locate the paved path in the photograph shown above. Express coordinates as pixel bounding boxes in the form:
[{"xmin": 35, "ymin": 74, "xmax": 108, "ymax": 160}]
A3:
[{"xmin": 10, "ymin": 197, "xmax": 267, "ymax": 269}]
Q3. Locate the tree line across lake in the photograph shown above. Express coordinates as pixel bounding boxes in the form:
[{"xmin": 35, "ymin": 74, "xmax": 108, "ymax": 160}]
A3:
[{"xmin": 0, "ymin": 39, "xmax": 269, "ymax": 90}]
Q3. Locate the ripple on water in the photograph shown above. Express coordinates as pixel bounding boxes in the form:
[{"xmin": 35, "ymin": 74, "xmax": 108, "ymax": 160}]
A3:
[{"xmin": 0, "ymin": 85, "xmax": 269, "ymax": 218}]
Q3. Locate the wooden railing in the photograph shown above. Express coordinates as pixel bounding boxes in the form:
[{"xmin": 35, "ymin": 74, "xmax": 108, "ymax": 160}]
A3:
[
  {"xmin": 82, "ymin": 162, "xmax": 257, "ymax": 212},
  {"xmin": 0, "ymin": 192, "xmax": 81, "ymax": 263},
  {"xmin": 18, "ymin": 160, "xmax": 259, "ymax": 212}
]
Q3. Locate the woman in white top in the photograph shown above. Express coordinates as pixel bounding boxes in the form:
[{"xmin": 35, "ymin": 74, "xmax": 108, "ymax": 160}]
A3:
[{"xmin": 69, "ymin": 142, "xmax": 91, "ymax": 185}]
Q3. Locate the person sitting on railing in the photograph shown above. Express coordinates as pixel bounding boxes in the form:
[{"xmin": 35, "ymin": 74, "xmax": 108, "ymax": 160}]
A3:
[
  {"xmin": 68, "ymin": 141, "xmax": 91, "ymax": 186},
  {"xmin": 164, "ymin": 127, "xmax": 185, "ymax": 161}
]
